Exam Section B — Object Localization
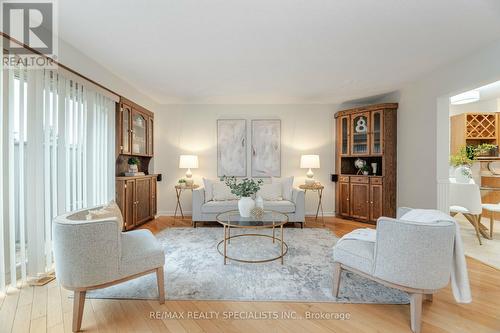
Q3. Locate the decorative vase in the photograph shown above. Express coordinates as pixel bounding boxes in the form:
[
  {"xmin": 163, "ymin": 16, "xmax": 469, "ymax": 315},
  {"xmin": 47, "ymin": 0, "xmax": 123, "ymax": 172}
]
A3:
[
  {"xmin": 362, "ymin": 171, "xmax": 369, "ymax": 176},
  {"xmin": 129, "ymin": 164, "xmax": 138, "ymax": 173},
  {"xmin": 371, "ymin": 163, "xmax": 378, "ymax": 175},
  {"xmin": 255, "ymin": 196, "xmax": 264, "ymax": 209},
  {"xmin": 238, "ymin": 197, "xmax": 255, "ymax": 217},
  {"xmin": 454, "ymin": 165, "xmax": 471, "ymax": 183}
]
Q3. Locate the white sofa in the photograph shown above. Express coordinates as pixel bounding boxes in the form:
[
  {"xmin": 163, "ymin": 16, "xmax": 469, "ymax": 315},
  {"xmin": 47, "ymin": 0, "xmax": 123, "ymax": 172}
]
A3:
[{"xmin": 192, "ymin": 187, "xmax": 305, "ymax": 227}]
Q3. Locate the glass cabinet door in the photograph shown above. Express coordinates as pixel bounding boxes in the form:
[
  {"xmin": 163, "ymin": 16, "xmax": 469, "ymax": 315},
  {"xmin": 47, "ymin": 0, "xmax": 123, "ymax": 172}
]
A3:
[
  {"xmin": 339, "ymin": 116, "xmax": 349, "ymax": 155},
  {"xmin": 121, "ymin": 104, "xmax": 131, "ymax": 154},
  {"xmin": 371, "ymin": 111, "xmax": 383, "ymax": 155},
  {"xmin": 147, "ymin": 117, "xmax": 154, "ymax": 156},
  {"xmin": 132, "ymin": 110, "xmax": 147, "ymax": 155},
  {"xmin": 351, "ymin": 112, "xmax": 370, "ymax": 155}
]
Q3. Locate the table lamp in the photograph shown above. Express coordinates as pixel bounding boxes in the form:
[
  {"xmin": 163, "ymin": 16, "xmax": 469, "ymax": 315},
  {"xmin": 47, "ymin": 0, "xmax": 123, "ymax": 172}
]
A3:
[
  {"xmin": 179, "ymin": 155, "xmax": 198, "ymax": 185},
  {"xmin": 300, "ymin": 155, "xmax": 320, "ymax": 185}
]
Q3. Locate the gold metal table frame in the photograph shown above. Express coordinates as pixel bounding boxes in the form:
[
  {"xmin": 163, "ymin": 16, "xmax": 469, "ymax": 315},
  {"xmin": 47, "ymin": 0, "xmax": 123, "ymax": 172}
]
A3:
[
  {"xmin": 216, "ymin": 210, "xmax": 289, "ymax": 265},
  {"xmin": 299, "ymin": 184, "xmax": 325, "ymax": 226}
]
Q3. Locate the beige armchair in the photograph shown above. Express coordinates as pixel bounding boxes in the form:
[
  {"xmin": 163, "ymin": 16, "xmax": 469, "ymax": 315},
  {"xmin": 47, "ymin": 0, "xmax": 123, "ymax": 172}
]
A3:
[
  {"xmin": 53, "ymin": 205, "xmax": 165, "ymax": 332},
  {"xmin": 332, "ymin": 208, "xmax": 456, "ymax": 333}
]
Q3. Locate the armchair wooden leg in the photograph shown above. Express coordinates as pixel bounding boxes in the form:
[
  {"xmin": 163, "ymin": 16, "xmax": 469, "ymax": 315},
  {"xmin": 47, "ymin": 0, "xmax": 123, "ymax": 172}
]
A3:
[
  {"xmin": 72, "ymin": 290, "xmax": 86, "ymax": 332},
  {"xmin": 332, "ymin": 262, "xmax": 342, "ymax": 298},
  {"xmin": 156, "ymin": 267, "xmax": 165, "ymax": 304},
  {"xmin": 410, "ymin": 293, "xmax": 423, "ymax": 333},
  {"xmin": 424, "ymin": 293, "xmax": 433, "ymax": 302}
]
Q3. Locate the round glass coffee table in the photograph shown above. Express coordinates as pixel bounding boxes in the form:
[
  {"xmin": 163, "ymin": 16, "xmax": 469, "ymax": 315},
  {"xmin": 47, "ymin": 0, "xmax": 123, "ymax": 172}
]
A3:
[{"xmin": 216, "ymin": 210, "xmax": 289, "ymax": 265}]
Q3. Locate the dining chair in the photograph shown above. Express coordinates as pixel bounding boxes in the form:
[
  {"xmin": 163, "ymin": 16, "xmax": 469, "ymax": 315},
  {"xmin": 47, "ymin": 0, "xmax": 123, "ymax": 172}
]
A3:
[{"xmin": 448, "ymin": 180, "xmax": 483, "ymax": 244}]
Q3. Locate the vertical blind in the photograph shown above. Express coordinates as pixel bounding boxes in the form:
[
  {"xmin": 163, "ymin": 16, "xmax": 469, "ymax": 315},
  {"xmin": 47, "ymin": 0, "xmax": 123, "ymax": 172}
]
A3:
[{"xmin": 0, "ymin": 60, "xmax": 117, "ymax": 292}]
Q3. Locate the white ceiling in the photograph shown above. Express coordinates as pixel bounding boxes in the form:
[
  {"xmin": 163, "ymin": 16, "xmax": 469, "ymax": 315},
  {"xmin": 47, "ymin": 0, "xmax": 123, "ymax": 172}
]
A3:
[{"xmin": 58, "ymin": 0, "xmax": 500, "ymax": 104}]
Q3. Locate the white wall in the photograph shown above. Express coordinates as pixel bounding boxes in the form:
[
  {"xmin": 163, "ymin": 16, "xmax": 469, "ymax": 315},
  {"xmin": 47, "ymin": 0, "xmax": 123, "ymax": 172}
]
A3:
[
  {"xmin": 154, "ymin": 104, "xmax": 337, "ymax": 215},
  {"xmin": 397, "ymin": 39, "xmax": 500, "ymax": 209},
  {"xmin": 58, "ymin": 39, "xmax": 160, "ymax": 112}
]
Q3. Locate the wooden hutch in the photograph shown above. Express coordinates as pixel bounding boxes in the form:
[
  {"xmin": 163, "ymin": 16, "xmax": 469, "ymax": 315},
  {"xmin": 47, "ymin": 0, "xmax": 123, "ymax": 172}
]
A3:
[
  {"xmin": 334, "ymin": 103, "xmax": 397, "ymax": 223},
  {"xmin": 115, "ymin": 97, "xmax": 157, "ymax": 230}
]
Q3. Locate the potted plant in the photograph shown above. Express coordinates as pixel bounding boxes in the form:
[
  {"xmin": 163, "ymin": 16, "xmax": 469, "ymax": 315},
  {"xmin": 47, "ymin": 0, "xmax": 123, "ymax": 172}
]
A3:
[
  {"xmin": 450, "ymin": 146, "xmax": 473, "ymax": 183},
  {"xmin": 178, "ymin": 179, "xmax": 187, "ymax": 187},
  {"xmin": 474, "ymin": 143, "xmax": 498, "ymax": 157},
  {"xmin": 127, "ymin": 157, "xmax": 140, "ymax": 173},
  {"xmin": 361, "ymin": 165, "xmax": 370, "ymax": 176},
  {"xmin": 222, "ymin": 176, "xmax": 263, "ymax": 217}
]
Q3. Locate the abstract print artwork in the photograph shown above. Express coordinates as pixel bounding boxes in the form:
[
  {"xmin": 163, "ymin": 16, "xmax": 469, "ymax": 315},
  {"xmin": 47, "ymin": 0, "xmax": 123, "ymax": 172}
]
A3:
[
  {"xmin": 217, "ymin": 119, "xmax": 247, "ymax": 177},
  {"xmin": 251, "ymin": 119, "xmax": 281, "ymax": 177}
]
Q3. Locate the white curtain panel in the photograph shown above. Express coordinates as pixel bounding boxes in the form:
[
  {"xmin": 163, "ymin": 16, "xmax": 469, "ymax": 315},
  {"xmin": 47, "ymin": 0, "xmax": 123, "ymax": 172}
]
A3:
[{"xmin": 0, "ymin": 63, "xmax": 117, "ymax": 292}]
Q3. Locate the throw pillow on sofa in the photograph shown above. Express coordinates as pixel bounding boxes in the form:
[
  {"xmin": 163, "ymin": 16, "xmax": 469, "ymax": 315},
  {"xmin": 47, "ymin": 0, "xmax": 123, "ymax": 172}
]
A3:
[
  {"xmin": 212, "ymin": 182, "xmax": 238, "ymax": 201},
  {"xmin": 272, "ymin": 176, "xmax": 294, "ymax": 201},
  {"xmin": 257, "ymin": 183, "xmax": 283, "ymax": 201},
  {"xmin": 203, "ymin": 177, "xmax": 217, "ymax": 202}
]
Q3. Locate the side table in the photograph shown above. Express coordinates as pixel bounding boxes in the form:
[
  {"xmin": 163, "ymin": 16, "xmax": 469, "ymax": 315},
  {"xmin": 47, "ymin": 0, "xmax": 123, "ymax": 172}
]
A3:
[
  {"xmin": 174, "ymin": 184, "xmax": 199, "ymax": 219},
  {"xmin": 299, "ymin": 183, "xmax": 325, "ymax": 226}
]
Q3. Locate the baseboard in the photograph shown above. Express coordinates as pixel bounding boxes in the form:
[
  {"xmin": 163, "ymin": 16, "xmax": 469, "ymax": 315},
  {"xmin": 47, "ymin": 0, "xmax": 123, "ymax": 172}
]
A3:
[{"xmin": 158, "ymin": 211, "xmax": 336, "ymax": 217}]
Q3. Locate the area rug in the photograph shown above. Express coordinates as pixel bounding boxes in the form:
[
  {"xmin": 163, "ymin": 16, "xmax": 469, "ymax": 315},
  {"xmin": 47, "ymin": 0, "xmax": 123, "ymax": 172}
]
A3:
[
  {"xmin": 87, "ymin": 227, "xmax": 409, "ymax": 304},
  {"xmin": 457, "ymin": 216, "xmax": 500, "ymax": 269}
]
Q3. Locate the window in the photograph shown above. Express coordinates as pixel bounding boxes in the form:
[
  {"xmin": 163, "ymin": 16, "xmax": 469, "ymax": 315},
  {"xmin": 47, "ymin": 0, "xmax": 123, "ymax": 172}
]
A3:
[{"xmin": 0, "ymin": 66, "xmax": 118, "ymax": 292}]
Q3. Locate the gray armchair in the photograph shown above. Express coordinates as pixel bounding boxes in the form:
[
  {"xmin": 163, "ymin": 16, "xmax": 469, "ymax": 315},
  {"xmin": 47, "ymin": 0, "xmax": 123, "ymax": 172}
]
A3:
[
  {"xmin": 332, "ymin": 207, "xmax": 456, "ymax": 333},
  {"xmin": 53, "ymin": 205, "xmax": 165, "ymax": 332}
]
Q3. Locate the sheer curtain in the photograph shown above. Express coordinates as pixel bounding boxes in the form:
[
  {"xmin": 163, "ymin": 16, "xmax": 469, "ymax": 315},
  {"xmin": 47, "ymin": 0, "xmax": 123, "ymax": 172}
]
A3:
[{"xmin": 1, "ymin": 61, "xmax": 118, "ymax": 291}]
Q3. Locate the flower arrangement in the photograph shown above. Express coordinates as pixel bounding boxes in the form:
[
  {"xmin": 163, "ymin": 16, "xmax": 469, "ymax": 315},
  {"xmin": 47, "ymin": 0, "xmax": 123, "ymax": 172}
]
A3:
[{"xmin": 221, "ymin": 176, "xmax": 263, "ymax": 198}]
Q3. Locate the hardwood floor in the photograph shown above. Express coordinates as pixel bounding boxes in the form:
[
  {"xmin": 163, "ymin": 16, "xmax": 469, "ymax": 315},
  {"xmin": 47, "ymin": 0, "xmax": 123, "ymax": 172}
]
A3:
[{"xmin": 0, "ymin": 216, "xmax": 498, "ymax": 333}]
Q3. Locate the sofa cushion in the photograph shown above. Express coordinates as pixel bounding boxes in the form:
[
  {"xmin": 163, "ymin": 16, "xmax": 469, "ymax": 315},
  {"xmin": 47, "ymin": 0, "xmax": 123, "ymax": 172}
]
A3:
[
  {"xmin": 201, "ymin": 200, "xmax": 296, "ymax": 214},
  {"xmin": 257, "ymin": 183, "xmax": 283, "ymax": 201},
  {"xmin": 263, "ymin": 200, "xmax": 295, "ymax": 213},
  {"xmin": 202, "ymin": 200, "xmax": 239, "ymax": 213},
  {"xmin": 213, "ymin": 182, "xmax": 238, "ymax": 201},
  {"xmin": 333, "ymin": 239, "xmax": 375, "ymax": 274}
]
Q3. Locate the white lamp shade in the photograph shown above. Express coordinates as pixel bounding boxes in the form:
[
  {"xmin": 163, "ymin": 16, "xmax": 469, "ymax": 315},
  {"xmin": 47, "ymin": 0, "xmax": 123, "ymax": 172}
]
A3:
[
  {"xmin": 300, "ymin": 155, "xmax": 320, "ymax": 169},
  {"xmin": 179, "ymin": 155, "xmax": 199, "ymax": 169}
]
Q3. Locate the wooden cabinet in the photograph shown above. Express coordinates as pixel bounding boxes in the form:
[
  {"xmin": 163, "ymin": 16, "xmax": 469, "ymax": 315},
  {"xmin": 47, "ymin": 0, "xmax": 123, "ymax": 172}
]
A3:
[
  {"xmin": 338, "ymin": 181, "xmax": 350, "ymax": 216},
  {"xmin": 371, "ymin": 110, "xmax": 383, "ymax": 155},
  {"xmin": 369, "ymin": 181, "xmax": 383, "ymax": 221},
  {"xmin": 116, "ymin": 103, "xmax": 132, "ymax": 155},
  {"xmin": 116, "ymin": 98, "xmax": 154, "ymax": 157},
  {"xmin": 338, "ymin": 115, "xmax": 350, "ymax": 156},
  {"xmin": 148, "ymin": 116, "xmax": 154, "ymax": 156},
  {"xmin": 335, "ymin": 103, "xmax": 397, "ymax": 223},
  {"xmin": 350, "ymin": 182, "xmax": 369, "ymax": 220},
  {"xmin": 351, "ymin": 112, "xmax": 370, "ymax": 155},
  {"xmin": 450, "ymin": 112, "xmax": 498, "ymax": 155},
  {"xmin": 338, "ymin": 176, "xmax": 383, "ymax": 222},
  {"xmin": 116, "ymin": 175, "xmax": 157, "ymax": 231},
  {"xmin": 116, "ymin": 97, "xmax": 156, "ymax": 231}
]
